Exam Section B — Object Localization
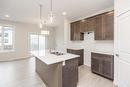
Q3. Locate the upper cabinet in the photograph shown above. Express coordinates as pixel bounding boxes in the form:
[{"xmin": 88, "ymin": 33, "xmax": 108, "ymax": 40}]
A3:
[
  {"xmin": 95, "ymin": 11, "xmax": 114, "ymax": 40},
  {"xmin": 86, "ymin": 17, "xmax": 96, "ymax": 32},
  {"xmin": 80, "ymin": 17, "xmax": 96, "ymax": 32},
  {"xmin": 80, "ymin": 20, "xmax": 87, "ymax": 33},
  {"xmin": 70, "ymin": 11, "xmax": 114, "ymax": 41},
  {"xmin": 70, "ymin": 21, "xmax": 84, "ymax": 41},
  {"xmin": 103, "ymin": 12, "xmax": 114, "ymax": 40},
  {"xmin": 95, "ymin": 15, "xmax": 104, "ymax": 40}
]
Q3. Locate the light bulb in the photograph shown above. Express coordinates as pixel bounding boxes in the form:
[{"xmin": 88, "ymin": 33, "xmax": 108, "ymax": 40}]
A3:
[
  {"xmin": 48, "ymin": 12, "xmax": 54, "ymax": 23},
  {"xmin": 50, "ymin": 16, "xmax": 53, "ymax": 23},
  {"xmin": 39, "ymin": 22, "xmax": 43, "ymax": 28},
  {"xmin": 62, "ymin": 12, "xmax": 67, "ymax": 16},
  {"xmin": 0, "ymin": 26, "xmax": 2, "ymax": 29},
  {"xmin": 5, "ymin": 15, "xmax": 10, "ymax": 18},
  {"xmin": 41, "ymin": 30, "xmax": 50, "ymax": 35}
]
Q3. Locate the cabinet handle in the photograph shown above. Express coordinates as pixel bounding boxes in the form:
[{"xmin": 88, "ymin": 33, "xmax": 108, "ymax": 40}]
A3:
[{"xmin": 115, "ymin": 54, "xmax": 119, "ymax": 57}]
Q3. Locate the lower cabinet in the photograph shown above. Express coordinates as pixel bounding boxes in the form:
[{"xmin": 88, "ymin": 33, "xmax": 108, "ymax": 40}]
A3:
[
  {"xmin": 67, "ymin": 49, "xmax": 84, "ymax": 66},
  {"xmin": 91, "ymin": 52, "xmax": 114, "ymax": 80}
]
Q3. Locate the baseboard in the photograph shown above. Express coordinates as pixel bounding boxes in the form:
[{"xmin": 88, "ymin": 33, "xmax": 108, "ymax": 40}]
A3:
[
  {"xmin": 0, "ymin": 56, "xmax": 32, "ymax": 62},
  {"xmin": 113, "ymin": 80, "xmax": 118, "ymax": 87}
]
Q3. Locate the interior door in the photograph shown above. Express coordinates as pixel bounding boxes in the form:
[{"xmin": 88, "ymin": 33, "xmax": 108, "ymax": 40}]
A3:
[{"xmin": 116, "ymin": 11, "xmax": 130, "ymax": 87}]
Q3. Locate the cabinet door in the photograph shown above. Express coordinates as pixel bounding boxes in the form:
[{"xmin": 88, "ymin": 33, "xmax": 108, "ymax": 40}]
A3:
[
  {"xmin": 95, "ymin": 15, "xmax": 104, "ymax": 40},
  {"xmin": 70, "ymin": 23, "xmax": 75, "ymax": 40},
  {"xmin": 70, "ymin": 22, "xmax": 84, "ymax": 41},
  {"xmin": 87, "ymin": 17, "xmax": 96, "ymax": 32},
  {"xmin": 70, "ymin": 22, "xmax": 79, "ymax": 40},
  {"xmin": 102, "ymin": 57, "xmax": 114, "ymax": 80},
  {"xmin": 91, "ymin": 57, "xmax": 101, "ymax": 74},
  {"xmin": 103, "ymin": 11, "xmax": 114, "ymax": 40},
  {"xmin": 80, "ymin": 20, "xmax": 88, "ymax": 32},
  {"xmin": 75, "ymin": 21, "xmax": 81, "ymax": 40}
]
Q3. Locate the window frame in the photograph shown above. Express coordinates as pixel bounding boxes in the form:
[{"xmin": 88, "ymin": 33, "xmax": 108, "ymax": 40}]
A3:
[{"xmin": 0, "ymin": 24, "xmax": 15, "ymax": 53}]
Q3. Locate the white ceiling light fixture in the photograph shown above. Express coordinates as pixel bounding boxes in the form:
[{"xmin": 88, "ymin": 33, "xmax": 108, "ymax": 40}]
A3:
[
  {"xmin": 38, "ymin": 4, "xmax": 49, "ymax": 35},
  {"xmin": 0, "ymin": 26, "xmax": 2, "ymax": 29},
  {"xmin": 39, "ymin": 4, "xmax": 43, "ymax": 28},
  {"xmin": 48, "ymin": 0, "xmax": 55, "ymax": 23},
  {"xmin": 41, "ymin": 21, "xmax": 50, "ymax": 35},
  {"xmin": 62, "ymin": 12, "xmax": 67, "ymax": 16},
  {"xmin": 4, "ymin": 14, "xmax": 10, "ymax": 18},
  {"xmin": 41, "ymin": 30, "xmax": 50, "ymax": 35}
]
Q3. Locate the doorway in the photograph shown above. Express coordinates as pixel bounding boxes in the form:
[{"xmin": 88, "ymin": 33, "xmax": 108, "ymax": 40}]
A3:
[{"xmin": 29, "ymin": 33, "xmax": 45, "ymax": 55}]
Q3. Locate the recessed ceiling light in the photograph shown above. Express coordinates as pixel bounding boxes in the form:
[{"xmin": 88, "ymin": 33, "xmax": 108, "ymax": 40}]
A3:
[
  {"xmin": 4, "ymin": 15, "xmax": 10, "ymax": 18},
  {"xmin": 62, "ymin": 12, "xmax": 67, "ymax": 16}
]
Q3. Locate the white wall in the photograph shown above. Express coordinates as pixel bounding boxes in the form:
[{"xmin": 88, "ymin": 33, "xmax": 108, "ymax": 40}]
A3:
[
  {"xmin": 0, "ymin": 20, "xmax": 56, "ymax": 61},
  {"xmin": 55, "ymin": 18, "xmax": 65, "ymax": 51}
]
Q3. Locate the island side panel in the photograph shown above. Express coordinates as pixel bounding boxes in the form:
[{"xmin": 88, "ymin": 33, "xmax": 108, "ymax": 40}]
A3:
[
  {"xmin": 62, "ymin": 58, "xmax": 79, "ymax": 87},
  {"xmin": 36, "ymin": 57, "xmax": 63, "ymax": 87}
]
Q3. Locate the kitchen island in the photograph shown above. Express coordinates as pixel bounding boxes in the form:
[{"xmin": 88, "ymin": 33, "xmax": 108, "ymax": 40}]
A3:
[{"xmin": 32, "ymin": 51, "xmax": 79, "ymax": 87}]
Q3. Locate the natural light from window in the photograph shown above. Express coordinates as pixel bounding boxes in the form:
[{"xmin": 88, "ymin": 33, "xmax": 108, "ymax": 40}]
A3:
[
  {"xmin": 30, "ymin": 33, "xmax": 45, "ymax": 56},
  {"xmin": 0, "ymin": 25, "xmax": 14, "ymax": 52}
]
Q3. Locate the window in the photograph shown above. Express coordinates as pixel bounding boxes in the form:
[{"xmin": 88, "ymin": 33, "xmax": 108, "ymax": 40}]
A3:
[{"xmin": 0, "ymin": 25, "xmax": 14, "ymax": 52}]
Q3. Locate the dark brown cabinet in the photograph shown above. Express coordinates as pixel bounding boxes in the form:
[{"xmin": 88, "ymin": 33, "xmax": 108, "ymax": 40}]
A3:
[
  {"xmin": 67, "ymin": 49, "xmax": 84, "ymax": 66},
  {"xmin": 70, "ymin": 11, "xmax": 114, "ymax": 41},
  {"xmin": 70, "ymin": 21, "xmax": 84, "ymax": 41},
  {"xmin": 80, "ymin": 20, "xmax": 87, "ymax": 33},
  {"xmin": 91, "ymin": 52, "xmax": 114, "ymax": 80},
  {"xmin": 95, "ymin": 11, "xmax": 114, "ymax": 40},
  {"xmin": 86, "ymin": 17, "xmax": 96, "ymax": 32},
  {"xmin": 80, "ymin": 17, "xmax": 96, "ymax": 32},
  {"xmin": 95, "ymin": 15, "xmax": 104, "ymax": 40},
  {"xmin": 103, "ymin": 12, "xmax": 114, "ymax": 40},
  {"xmin": 91, "ymin": 57, "xmax": 101, "ymax": 74}
]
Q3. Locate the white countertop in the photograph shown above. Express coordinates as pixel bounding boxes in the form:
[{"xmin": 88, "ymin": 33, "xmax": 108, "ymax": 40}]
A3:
[
  {"xmin": 31, "ymin": 50, "xmax": 79, "ymax": 65},
  {"xmin": 92, "ymin": 50, "xmax": 114, "ymax": 55}
]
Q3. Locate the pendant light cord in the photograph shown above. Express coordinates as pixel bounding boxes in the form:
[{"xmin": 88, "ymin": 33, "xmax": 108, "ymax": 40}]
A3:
[
  {"xmin": 51, "ymin": 0, "xmax": 52, "ymax": 12},
  {"xmin": 40, "ymin": 4, "xmax": 42, "ymax": 20}
]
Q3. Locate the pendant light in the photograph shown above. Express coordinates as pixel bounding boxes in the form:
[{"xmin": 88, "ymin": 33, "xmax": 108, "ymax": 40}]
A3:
[
  {"xmin": 41, "ymin": 21, "xmax": 50, "ymax": 35},
  {"xmin": 39, "ymin": 4, "xmax": 50, "ymax": 35},
  {"xmin": 48, "ymin": 0, "xmax": 55, "ymax": 23}
]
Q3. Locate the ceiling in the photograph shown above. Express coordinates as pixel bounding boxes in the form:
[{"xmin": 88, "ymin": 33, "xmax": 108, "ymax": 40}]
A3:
[{"xmin": 0, "ymin": 0, "xmax": 114, "ymax": 26}]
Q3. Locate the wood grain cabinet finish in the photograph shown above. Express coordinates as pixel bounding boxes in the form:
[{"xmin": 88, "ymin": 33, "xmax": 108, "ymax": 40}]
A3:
[
  {"xmin": 95, "ymin": 15, "xmax": 104, "ymax": 40},
  {"xmin": 70, "ymin": 21, "xmax": 84, "ymax": 41},
  {"xmin": 95, "ymin": 11, "xmax": 114, "ymax": 40},
  {"xmin": 70, "ymin": 11, "xmax": 114, "ymax": 41},
  {"xmin": 91, "ymin": 52, "xmax": 114, "ymax": 80},
  {"xmin": 86, "ymin": 17, "xmax": 96, "ymax": 32},
  {"xmin": 80, "ymin": 20, "xmax": 87, "ymax": 33},
  {"xmin": 103, "ymin": 12, "xmax": 114, "ymax": 40},
  {"xmin": 36, "ymin": 57, "xmax": 79, "ymax": 87},
  {"xmin": 80, "ymin": 17, "xmax": 96, "ymax": 32},
  {"xmin": 67, "ymin": 49, "xmax": 84, "ymax": 66}
]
